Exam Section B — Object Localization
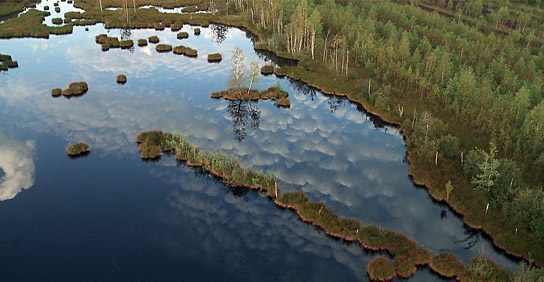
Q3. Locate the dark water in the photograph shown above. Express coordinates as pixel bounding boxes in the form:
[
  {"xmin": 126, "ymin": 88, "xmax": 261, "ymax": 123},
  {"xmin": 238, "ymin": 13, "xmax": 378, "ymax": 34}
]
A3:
[{"xmin": 0, "ymin": 4, "xmax": 519, "ymax": 281}]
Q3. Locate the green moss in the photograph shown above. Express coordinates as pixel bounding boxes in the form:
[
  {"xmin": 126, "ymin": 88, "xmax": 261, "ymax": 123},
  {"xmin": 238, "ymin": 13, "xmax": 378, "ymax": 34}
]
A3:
[
  {"xmin": 66, "ymin": 142, "xmax": 90, "ymax": 156},
  {"xmin": 156, "ymin": 43, "xmax": 173, "ymax": 53}
]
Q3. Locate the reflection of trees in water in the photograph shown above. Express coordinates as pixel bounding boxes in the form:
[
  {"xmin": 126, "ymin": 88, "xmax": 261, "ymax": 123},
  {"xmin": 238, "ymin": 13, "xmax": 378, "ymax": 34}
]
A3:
[
  {"xmin": 327, "ymin": 95, "xmax": 345, "ymax": 113},
  {"xmin": 254, "ymin": 49, "xmax": 298, "ymax": 67},
  {"xmin": 455, "ymin": 226, "xmax": 480, "ymax": 249},
  {"xmin": 120, "ymin": 28, "xmax": 135, "ymax": 53},
  {"xmin": 440, "ymin": 210, "xmax": 448, "ymax": 220},
  {"xmin": 210, "ymin": 24, "xmax": 229, "ymax": 44},
  {"xmin": 288, "ymin": 78, "xmax": 317, "ymax": 100},
  {"xmin": 227, "ymin": 100, "xmax": 260, "ymax": 142}
]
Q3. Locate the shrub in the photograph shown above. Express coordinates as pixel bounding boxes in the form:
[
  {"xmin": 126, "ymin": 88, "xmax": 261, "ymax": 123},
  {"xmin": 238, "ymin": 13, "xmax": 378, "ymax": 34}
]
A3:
[
  {"xmin": 66, "ymin": 142, "xmax": 90, "ymax": 156},
  {"xmin": 156, "ymin": 44, "xmax": 173, "ymax": 53},
  {"xmin": 148, "ymin": 35, "xmax": 159, "ymax": 43},
  {"xmin": 116, "ymin": 74, "xmax": 127, "ymax": 84},
  {"xmin": 176, "ymin": 31, "xmax": 189, "ymax": 39},
  {"xmin": 51, "ymin": 17, "xmax": 63, "ymax": 25},
  {"xmin": 207, "ymin": 53, "xmax": 222, "ymax": 62}
]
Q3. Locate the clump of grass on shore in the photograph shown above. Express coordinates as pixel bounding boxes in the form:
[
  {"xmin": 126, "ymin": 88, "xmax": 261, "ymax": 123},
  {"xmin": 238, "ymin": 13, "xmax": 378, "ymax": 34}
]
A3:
[
  {"xmin": 367, "ymin": 256, "xmax": 396, "ymax": 282},
  {"xmin": 66, "ymin": 142, "xmax": 90, "ymax": 156},
  {"xmin": 170, "ymin": 23, "xmax": 183, "ymax": 31}
]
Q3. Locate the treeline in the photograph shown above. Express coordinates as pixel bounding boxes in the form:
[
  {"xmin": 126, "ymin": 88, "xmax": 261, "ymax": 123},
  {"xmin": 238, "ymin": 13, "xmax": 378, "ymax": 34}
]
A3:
[{"xmin": 219, "ymin": 0, "xmax": 544, "ymax": 257}]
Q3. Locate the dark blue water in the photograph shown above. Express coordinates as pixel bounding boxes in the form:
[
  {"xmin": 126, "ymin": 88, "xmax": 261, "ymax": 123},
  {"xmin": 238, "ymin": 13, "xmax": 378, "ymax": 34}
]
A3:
[{"xmin": 0, "ymin": 4, "xmax": 519, "ymax": 281}]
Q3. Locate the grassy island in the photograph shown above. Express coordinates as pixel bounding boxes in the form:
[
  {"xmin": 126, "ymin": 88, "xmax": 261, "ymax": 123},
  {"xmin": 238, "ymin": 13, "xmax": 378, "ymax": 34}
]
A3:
[
  {"xmin": 155, "ymin": 43, "xmax": 172, "ymax": 53},
  {"xmin": 194, "ymin": 28, "xmax": 201, "ymax": 35},
  {"xmin": 51, "ymin": 88, "xmax": 62, "ymax": 97},
  {"xmin": 120, "ymin": 39, "xmax": 134, "ymax": 49},
  {"xmin": 173, "ymin": 45, "xmax": 197, "ymax": 57},
  {"xmin": 137, "ymin": 38, "xmax": 147, "ymax": 46},
  {"xmin": 176, "ymin": 31, "xmax": 189, "ymax": 39},
  {"xmin": 55, "ymin": 81, "xmax": 88, "ymax": 98},
  {"xmin": 66, "ymin": 142, "xmax": 90, "ymax": 156},
  {"xmin": 170, "ymin": 23, "xmax": 183, "ymax": 31},
  {"xmin": 207, "ymin": 53, "xmax": 222, "ymax": 62},
  {"xmin": 148, "ymin": 35, "xmax": 159, "ymax": 44},
  {"xmin": 260, "ymin": 65, "xmax": 274, "ymax": 75},
  {"xmin": 0, "ymin": 54, "xmax": 18, "ymax": 71},
  {"xmin": 211, "ymin": 85, "xmax": 290, "ymax": 108},
  {"xmin": 116, "ymin": 74, "xmax": 127, "ymax": 84}
]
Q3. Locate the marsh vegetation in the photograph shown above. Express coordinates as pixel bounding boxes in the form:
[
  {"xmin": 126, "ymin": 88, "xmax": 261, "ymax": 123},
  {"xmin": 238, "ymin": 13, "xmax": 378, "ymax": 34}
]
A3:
[{"xmin": 66, "ymin": 142, "xmax": 90, "ymax": 156}]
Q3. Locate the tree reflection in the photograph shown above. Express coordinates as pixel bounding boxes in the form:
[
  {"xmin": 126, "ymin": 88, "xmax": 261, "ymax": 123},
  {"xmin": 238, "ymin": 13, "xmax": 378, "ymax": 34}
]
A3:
[
  {"xmin": 327, "ymin": 95, "xmax": 345, "ymax": 112},
  {"xmin": 455, "ymin": 226, "xmax": 481, "ymax": 249},
  {"xmin": 210, "ymin": 24, "xmax": 229, "ymax": 44},
  {"xmin": 227, "ymin": 100, "xmax": 260, "ymax": 142}
]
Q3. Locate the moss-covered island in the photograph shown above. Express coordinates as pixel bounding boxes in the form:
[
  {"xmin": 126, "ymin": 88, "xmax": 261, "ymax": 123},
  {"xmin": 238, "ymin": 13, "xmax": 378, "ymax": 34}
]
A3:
[
  {"xmin": 176, "ymin": 31, "xmax": 189, "ymax": 39},
  {"xmin": 155, "ymin": 43, "xmax": 173, "ymax": 53},
  {"xmin": 207, "ymin": 53, "xmax": 222, "ymax": 62},
  {"xmin": 52, "ymin": 81, "xmax": 88, "ymax": 98},
  {"xmin": 66, "ymin": 142, "xmax": 90, "ymax": 156},
  {"xmin": 116, "ymin": 74, "xmax": 127, "ymax": 84},
  {"xmin": 0, "ymin": 54, "xmax": 18, "ymax": 71},
  {"xmin": 211, "ymin": 85, "xmax": 290, "ymax": 108},
  {"xmin": 260, "ymin": 65, "xmax": 274, "ymax": 75},
  {"xmin": 173, "ymin": 45, "xmax": 197, "ymax": 57}
]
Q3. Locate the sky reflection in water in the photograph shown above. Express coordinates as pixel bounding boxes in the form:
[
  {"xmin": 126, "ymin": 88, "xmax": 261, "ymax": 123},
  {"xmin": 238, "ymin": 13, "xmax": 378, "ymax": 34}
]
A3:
[{"xmin": 0, "ymin": 19, "xmax": 519, "ymax": 281}]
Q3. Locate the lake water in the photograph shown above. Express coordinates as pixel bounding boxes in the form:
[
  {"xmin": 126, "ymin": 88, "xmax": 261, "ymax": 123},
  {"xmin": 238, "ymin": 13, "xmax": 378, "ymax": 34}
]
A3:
[{"xmin": 0, "ymin": 6, "xmax": 519, "ymax": 281}]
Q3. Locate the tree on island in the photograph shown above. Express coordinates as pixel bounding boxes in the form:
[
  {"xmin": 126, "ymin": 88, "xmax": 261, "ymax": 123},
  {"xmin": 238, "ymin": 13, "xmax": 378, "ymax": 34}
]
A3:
[{"xmin": 228, "ymin": 47, "xmax": 261, "ymax": 96}]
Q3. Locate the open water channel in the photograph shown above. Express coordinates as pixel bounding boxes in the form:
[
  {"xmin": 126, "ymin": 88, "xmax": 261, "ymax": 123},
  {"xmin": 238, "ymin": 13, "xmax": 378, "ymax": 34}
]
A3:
[{"xmin": 0, "ymin": 3, "xmax": 519, "ymax": 281}]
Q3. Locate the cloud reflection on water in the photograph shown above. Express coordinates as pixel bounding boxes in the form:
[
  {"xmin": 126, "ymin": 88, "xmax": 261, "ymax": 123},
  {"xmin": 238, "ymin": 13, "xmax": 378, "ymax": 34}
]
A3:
[{"xmin": 0, "ymin": 131, "xmax": 35, "ymax": 201}]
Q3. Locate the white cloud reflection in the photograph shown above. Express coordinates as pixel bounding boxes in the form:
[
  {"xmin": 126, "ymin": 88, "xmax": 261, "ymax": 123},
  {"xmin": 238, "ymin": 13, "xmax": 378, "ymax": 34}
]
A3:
[{"xmin": 0, "ymin": 132, "xmax": 35, "ymax": 201}]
